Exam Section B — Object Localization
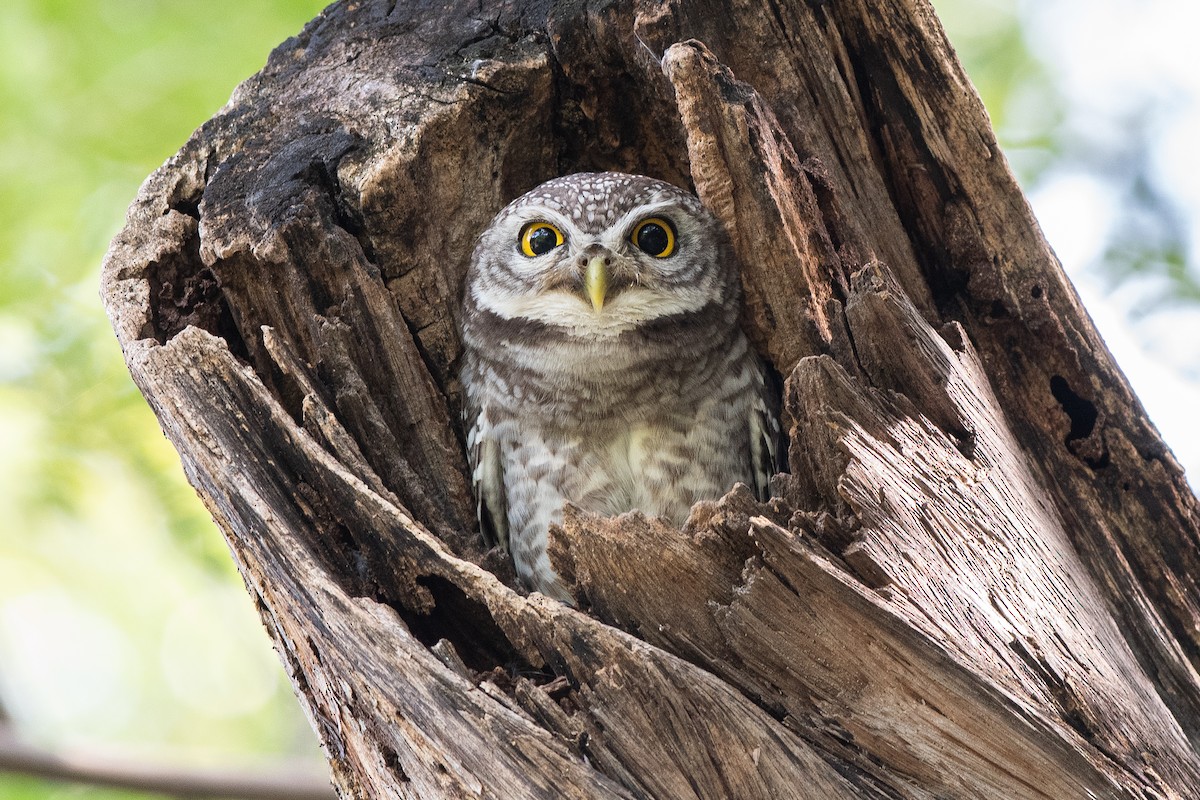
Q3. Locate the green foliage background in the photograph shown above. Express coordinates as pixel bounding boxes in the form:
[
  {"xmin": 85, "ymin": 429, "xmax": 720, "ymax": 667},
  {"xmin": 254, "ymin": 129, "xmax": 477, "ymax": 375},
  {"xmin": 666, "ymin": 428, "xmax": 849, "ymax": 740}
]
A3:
[{"xmin": 0, "ymin": 3, "xmax": 329, "ymax": 798}]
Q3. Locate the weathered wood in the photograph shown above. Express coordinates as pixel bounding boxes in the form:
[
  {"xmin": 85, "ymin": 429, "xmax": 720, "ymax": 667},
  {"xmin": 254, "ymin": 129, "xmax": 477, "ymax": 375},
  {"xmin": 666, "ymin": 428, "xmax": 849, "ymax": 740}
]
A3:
[{"xmin": 102, "ymin": 0, "xmax": 1200, "ymax": 797}]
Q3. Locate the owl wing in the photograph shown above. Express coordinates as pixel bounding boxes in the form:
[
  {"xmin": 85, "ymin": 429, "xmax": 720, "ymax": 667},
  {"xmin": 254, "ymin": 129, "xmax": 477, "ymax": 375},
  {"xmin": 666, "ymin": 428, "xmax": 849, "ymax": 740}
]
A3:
[
  {"xmin": 749, "ymin": 363, "xmax": 783, "ymax": 502},
  {"xmin": 466, "ymin": 405, "xmax": 509, "ymax": 550}
]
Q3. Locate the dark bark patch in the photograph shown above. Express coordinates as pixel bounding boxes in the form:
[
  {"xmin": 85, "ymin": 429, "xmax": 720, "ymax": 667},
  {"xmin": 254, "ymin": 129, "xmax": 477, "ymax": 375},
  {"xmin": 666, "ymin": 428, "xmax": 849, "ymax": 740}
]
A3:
[
  {"xmin": 1050, "ymin": 375, "xmax": 1098, "ymax": 443},
  {"xmin": 147, "ymin": 234, "xmax": 248, "ymax": 360}
]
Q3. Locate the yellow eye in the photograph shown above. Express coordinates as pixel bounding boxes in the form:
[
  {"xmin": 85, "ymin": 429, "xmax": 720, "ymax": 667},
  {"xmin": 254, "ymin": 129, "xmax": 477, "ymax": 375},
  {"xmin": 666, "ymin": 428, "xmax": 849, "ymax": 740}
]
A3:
[
  {"xmin": 520, "ymin": 222, "xmax": 564, "ymax": 257},
  {"xmin": 631, "ymin": 217, "xmax": 676, "ymax": 257}
]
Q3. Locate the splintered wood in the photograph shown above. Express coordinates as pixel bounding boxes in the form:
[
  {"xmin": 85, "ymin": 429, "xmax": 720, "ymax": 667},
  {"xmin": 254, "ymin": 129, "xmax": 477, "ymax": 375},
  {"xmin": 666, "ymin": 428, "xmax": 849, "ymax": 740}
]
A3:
[{"xmin": 102, "ymin": 1, "xmax": 1199, "ymax": 797}]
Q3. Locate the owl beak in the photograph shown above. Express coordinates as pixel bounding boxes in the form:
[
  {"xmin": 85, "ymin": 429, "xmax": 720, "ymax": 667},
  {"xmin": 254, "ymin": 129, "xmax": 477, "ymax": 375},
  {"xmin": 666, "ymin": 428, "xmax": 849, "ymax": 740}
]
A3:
[{"xmin": 585, "ymin": 255, "xmax": 609, "ymax": 312}]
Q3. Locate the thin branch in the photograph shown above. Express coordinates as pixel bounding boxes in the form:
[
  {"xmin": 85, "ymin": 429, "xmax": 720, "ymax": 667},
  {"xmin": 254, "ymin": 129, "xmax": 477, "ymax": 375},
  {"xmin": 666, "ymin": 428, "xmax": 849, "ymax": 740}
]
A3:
[{"xmin": 0, "ymin": 729, "xmax": 334, "ymax": 800}]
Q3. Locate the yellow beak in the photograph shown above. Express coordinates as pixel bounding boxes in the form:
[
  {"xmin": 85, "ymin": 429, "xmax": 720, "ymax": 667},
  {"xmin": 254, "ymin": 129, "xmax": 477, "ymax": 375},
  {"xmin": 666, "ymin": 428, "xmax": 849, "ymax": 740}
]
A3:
[{"xmin": 585, "ymin": 255, "xmax": 608, "ymax": 311}]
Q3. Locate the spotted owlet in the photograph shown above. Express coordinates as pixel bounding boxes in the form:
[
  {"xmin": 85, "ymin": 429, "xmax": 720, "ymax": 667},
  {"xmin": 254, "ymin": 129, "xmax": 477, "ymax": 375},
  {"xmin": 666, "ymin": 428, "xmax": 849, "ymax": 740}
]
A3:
[{"xmin": 460, "ymin": 172, "xmax": 778, "ymax": 603}]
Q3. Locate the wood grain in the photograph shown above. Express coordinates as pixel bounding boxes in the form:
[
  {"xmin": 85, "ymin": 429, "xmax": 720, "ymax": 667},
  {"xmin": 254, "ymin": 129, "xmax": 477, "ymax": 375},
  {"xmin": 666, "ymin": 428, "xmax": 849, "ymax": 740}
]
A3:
[{"xmin": 102, "ymin": 0, "xmax": 1200, "ymax": 797}]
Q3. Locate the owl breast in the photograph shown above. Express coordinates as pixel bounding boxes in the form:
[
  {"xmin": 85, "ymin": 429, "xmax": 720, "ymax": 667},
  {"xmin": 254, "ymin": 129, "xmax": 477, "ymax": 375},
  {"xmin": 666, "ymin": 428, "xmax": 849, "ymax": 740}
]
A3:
[{"xmin": 459, "ymin": 172, "xmax": 778, "ymax": 604}]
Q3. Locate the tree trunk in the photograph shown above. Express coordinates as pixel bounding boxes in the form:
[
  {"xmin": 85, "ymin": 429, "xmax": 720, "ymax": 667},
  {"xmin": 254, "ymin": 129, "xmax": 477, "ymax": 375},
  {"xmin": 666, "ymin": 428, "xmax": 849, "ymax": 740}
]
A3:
[{"xmin": 101, "ymin": 1, "xmax": 1200, "ymax": 797}]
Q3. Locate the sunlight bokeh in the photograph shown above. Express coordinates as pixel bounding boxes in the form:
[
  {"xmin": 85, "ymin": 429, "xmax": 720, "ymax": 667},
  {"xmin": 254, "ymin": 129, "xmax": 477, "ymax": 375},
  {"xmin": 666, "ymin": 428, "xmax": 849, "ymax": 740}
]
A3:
[{"xmin": 0, "ymin": 3, "xmax": 330, "ymax": 798}]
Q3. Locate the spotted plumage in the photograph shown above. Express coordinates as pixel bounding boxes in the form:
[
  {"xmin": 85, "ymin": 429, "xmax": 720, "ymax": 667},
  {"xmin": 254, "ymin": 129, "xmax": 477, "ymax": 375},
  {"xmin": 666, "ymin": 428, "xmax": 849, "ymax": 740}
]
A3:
[{"xmin": 460, "ymin": 172, "xmax": 779, "ymax": 603}]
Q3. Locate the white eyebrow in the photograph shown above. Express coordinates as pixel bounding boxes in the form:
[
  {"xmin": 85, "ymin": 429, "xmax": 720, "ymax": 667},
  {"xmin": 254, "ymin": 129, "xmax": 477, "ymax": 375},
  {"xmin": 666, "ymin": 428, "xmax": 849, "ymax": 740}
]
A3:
[
  {"xmin": 608, "ymin": 201, "xmax": 682, "ymax": 237},
  {"xmin": 507, "ymin": 209, "xmax": 581, "ymax": 241}
]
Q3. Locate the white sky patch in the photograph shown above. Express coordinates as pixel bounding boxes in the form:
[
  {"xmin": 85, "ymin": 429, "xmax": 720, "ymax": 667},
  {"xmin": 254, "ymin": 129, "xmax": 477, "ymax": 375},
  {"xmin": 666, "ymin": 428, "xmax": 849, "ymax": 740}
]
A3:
[
  {"xmin": 160, "ymin": 587, "xmax": 281, "ymax": 719},
  {"xmin": 1153, "ymin": 114, "xmax": 1200, "ymax": 267},
  {"xmin": 1030, "ymin": 173, "xmax": 1117, "ymax": 267},
  {"xmin": 1024, "ymin": 0, "xmax": 1200, "ymax": 104},
  {"xmin": 0, "ymin": 591, "xmax": 138, "ymax": 742}
]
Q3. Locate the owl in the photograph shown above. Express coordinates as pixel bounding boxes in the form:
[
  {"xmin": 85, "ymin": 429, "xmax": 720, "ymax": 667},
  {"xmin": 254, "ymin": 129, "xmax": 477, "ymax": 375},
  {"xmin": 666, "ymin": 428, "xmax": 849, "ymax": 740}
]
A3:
[{"xmin": 459, "ymin": 172, "xmax": 778, "ymax": 603}]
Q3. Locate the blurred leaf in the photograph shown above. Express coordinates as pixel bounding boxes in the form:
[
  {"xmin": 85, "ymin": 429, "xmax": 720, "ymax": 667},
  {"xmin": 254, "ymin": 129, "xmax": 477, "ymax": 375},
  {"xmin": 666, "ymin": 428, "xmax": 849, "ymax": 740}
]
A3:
[{"xmin": 0, "ymin": 774, "xmax": 169, "ymax": 800}]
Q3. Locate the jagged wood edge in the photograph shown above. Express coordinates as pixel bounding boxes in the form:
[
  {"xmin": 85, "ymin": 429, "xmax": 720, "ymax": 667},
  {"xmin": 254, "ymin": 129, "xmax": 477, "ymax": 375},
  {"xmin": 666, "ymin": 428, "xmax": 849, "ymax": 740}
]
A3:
[
  {"xmin": 646, "ymin": 39, "xmax": 1200, "ymax": 796},
  {"xmin": 100, "ymin": 0, "xmax": 1200, "ymax": 796},
  {"xmin": 98, "ymin": 19, "xmax": 866, "ymax": 798}
]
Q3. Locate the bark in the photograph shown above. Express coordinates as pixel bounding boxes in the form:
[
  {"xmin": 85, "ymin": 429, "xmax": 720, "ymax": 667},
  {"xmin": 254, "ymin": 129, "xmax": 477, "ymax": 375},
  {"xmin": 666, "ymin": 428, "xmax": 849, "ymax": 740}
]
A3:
[{"xmin": 101, "ymin": 1, "xmax": 1200, "ymax": 798}]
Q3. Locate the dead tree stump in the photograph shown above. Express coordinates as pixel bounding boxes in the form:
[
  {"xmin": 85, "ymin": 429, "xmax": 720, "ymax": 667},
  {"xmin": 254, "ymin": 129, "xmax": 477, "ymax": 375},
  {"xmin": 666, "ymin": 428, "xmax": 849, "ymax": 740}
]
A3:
[{"xmin": 101, "ymin": 1, "xmax": 1200, "ymax": 797}]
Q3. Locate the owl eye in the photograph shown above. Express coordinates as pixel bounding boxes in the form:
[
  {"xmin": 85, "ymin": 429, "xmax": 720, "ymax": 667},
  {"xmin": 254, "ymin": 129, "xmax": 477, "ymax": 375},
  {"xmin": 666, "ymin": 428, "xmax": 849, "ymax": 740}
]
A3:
[
  {"xmin": 631, "ymin": 217, "xmax": 676, "ymax": 258},
  {"xmin": 519, "ymin": 222, "xmax": 564, "ymax": 257}
]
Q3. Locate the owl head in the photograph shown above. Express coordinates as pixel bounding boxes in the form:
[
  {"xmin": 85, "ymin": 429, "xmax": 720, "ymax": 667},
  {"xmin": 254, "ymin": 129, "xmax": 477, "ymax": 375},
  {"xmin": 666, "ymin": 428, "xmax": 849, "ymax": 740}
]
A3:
[{"xmin": 463, "ymin": 172, "xmax": 739, "ymax": 338}]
